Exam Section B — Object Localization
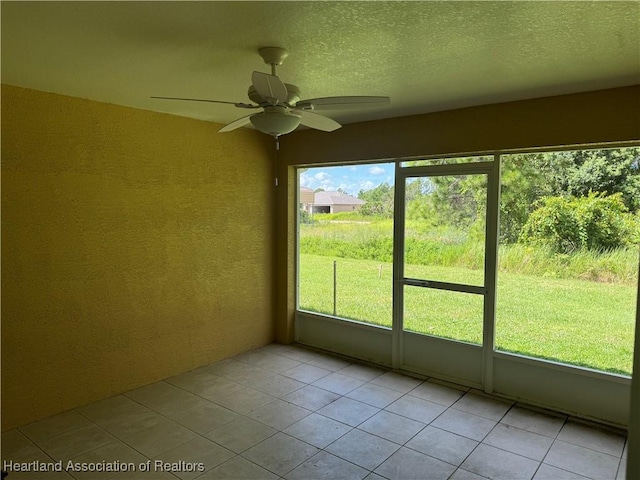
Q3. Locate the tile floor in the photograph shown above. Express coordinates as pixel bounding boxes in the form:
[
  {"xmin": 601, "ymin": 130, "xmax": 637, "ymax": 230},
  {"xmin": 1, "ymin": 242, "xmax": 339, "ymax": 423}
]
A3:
[{"xmin": 1, "ymin": 343, "xmax": 629, "ymax": 480}]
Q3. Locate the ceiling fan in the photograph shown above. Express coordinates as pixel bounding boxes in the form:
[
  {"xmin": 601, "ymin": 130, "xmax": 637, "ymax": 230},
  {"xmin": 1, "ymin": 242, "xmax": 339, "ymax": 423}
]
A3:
[{"xmin": 151, "ymin": 47, "xmax": 390, "ymax": 138}]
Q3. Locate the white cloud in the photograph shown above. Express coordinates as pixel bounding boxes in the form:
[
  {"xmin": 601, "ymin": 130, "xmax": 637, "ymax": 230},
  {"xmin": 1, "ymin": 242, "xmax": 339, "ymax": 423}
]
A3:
[
  {"xmin": 369, "ymin": 166, "xmax": 385, "ymax": 176},
  {"xmin": 299, "ymin": 173, "xmax": 311, "ymax": 187},
  {"xmin": 359, "ymin": 180, "xmax": 375, "ymax": 191},
  {"xmin": 314, "ymin": 171, "xmax": 329, "ymax": 181}
]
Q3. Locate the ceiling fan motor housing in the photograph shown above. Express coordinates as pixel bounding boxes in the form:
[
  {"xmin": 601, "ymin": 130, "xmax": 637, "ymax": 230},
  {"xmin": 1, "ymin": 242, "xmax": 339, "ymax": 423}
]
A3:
[{"xmin": 248, "ymin": 84, "xmax": 300, "ymax": 106}]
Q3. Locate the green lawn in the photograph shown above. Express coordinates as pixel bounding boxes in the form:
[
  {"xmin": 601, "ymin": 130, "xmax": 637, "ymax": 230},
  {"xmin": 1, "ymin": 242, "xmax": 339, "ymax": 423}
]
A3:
[{"xmin": 299, "ymin": 254, "xmax": 636, "ymax": 375}]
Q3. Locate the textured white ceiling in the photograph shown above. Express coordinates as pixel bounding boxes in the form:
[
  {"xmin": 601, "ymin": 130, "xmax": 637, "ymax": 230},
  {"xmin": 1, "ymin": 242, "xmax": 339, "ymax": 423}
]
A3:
[{"xmin": 2, "ymin": 1, "xmax": 639, "ymax": 129}]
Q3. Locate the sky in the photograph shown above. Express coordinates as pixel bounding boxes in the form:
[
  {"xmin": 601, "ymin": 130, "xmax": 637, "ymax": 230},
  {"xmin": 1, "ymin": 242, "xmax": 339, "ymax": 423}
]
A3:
[{"xmin": 299, "ymin": 163, "xmax": 395, "ymax": 197}]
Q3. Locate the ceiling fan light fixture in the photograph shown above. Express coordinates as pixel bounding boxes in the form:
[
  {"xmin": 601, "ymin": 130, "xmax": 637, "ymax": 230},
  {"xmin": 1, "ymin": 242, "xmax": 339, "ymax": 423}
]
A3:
[{"xmin": 250, "ymin": 107, "xmax": 301, "ymax": 137}]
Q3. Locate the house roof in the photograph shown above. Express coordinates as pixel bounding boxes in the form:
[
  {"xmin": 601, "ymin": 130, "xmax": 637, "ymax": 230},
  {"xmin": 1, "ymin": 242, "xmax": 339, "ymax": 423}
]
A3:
[{"xmin": 313, "ymin": 191, "xmax": 365, "ymax": 206}]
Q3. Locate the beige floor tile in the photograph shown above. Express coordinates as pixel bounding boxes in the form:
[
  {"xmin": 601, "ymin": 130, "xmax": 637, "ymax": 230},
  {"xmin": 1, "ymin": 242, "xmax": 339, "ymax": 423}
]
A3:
[
  {"xmin": 317, "ymin": 397, "xmax": 379, "ymax": 427},
  {"xmin": 364, "ymin": 473, "xmax": 388, "ymax": 480},
  {"xmin": 111, "ymin": 465, "xmax": 193, "ymax": 480},
  {"xmin": 483, "ymin": 423, "xmax": 553, "ymax": 461},
  {"xmin": 346, "ymin": 383, "xmax": 403, "ymax": 409},
  {"xmin": 406, "ymin": 425, "xmax": 478, "ymax": 466},
  {"xmin": 449, "ymin": 468, "xmax": 489, "ymax": 479},
  {"xmin": 384, "ymin": 394, "xmax": 446, "ymax": 424},
  {"xmin": 284, "ymin": 451, "xmax": 368, "ymax": 480},
  {"xmin": 3, "ymin": 461, "xmax": 76, "ymax": 480},
  {"xmin": 312, "ymin": 372, "xmax": 365, "ymax": 396},
  {"xmin": 2, "ymin": 443, "xmax": 69, "ymax": 480},
  {"xmin": 83, "ymin": 404, "xmax": 164, "ymax": 438},
  {"xmin": 325, "ymin": 428, "xmax": 399, "ymax": 470},
  {"xmin": 124, "ymin": 381, "xmax": 210, "ymax": 417},
  {"xmin": 337, "ymin": 363, "xmax": 386, "ymax": 382},
  {"xmin": 532, "ymin": 464, "xmax": 590, "ymax": 480},
  {"xmin": 195, "ymin": 456, "xmax": 279, "ymax": 480},
  {"xmin": 167, "ymin": 401, "xmax": 239, "ymax": 434},
  {"xmin": 374, "ymin": 446, "xmax": 456, "ymax": 480},
  {"xmin": 36, "ymin": 423, "xmax": 117, "ymax": 462},
  {"xmin": 241, "ymin": 432, "xmax": 319, "ymax": 477},
  {"xmin": 165, "ymin": 369, "xmax": 236, "ymax": 395},
  {"xmin": 408, "ymin": 381, "xmax": 464, "ymax": 407},
  {"xmin": 152, "ymin": 436, "xmax": 234, "ymax": 480},
  {"xmin": 284, "ymin": 413, "xmax": 352, "ymax": 449},
  {"xmin": 452, "ymin": 391, "xmax": 512, "ymax": 421},
  {"xmin": 556, "ymin": 420, "xmax": 626, "ymax": 457},
  {"xmin": 282, "ymin": 364, "xmax": 332, "ymax": 384},
  {"xmin": 2, "ymin": 429, "xmax": 36, "ymax": 456},
  {"xmin": 461, "ymin": 444, "xmax": 539, "ymax": 480},
  {"xmin": 233, "ymin": 348, "xmax": 283, "ymax": 366},
  {"xmin": 19, "ymin": 410, "xmax": 92, "ymax": 444},
  {"xmin": 248, "ymin": 399, "xmax": 312, "ymax": 430},
  {"xmin": 281, "ymin": 385, "xmax": 340, "ymax": 411},
  {"xmin": 204, "ymin": 416, "xmax": 276, "ymax": 453},
  {"xmin": 500, "ymin": 405, "xmax": 565, "ymax": 438},
  {"xmin": 117, "ymin": 418, "xmax": 196, "ymax": 458},
  {"xmin": 370, "ymin": 372, "xmax": 422, "ymax": 393},
  {"xmin": 212, "ymin": 386, "xmax": 275, "ymax": 414},
  {"xmin": 307, "ymin": 355, "xmax": 351, "ymax": 372},
  {"xmin": 206, "ymin": 359, "xmax": 275, "ymax": 386},
  {"xmin": 249, "ymin": 374, "xmax": 307, "ymax": 398},
  {"xmin": 543, "ymin": 440, "xmax": 620, "ymax": 479},
  {"xmin": 257, "ymin": 354, "xmax": 303, "ymax": 374},
  {"xmin": 276, "ymin": 347, "xmax": 326, "ymax": 363},
  {"xmin": 358, "ymin": 410, "xmax": 425, "ymax": 445},
  {"xmin": 65, "ymin": 441, "xmax": 146, "ymax": 480},
  {"xmin": 431, "ymin": 408, "xmax": 496, "ymax": 441},
  {"xmin": 184, "ymin": 376, "xmax": 245, "ymax": 402},
  {"xmin": 75, "ymin": 395, "xmax": 151, "ymax": 424}
]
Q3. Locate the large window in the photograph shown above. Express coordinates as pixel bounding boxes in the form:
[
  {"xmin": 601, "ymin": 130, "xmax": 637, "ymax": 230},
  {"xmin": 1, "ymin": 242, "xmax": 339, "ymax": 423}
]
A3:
[
  {"xmin": 298, "ymin": 163, "xmax": 395, "ymax": 327},
  {"xmin": 495, "ymin": 148, "xmax": 639, "ymax": 375},
  {"xmin": 297, "ymin": 146, "xmax": 639, "ymax": 377}
]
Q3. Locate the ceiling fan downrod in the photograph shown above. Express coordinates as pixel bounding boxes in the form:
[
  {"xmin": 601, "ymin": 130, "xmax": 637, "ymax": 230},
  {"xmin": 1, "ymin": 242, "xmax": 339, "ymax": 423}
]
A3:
[{"xmin": 258, "ymin": 47, "xmax": 288, "ymax": 76}]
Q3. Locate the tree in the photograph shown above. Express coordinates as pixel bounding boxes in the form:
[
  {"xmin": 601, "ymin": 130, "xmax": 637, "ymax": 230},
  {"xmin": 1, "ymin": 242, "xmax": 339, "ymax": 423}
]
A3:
[
  {"xmin": 519, "ymin": 193, "xmax": 631, "ymax": 252},
  {"xmin": 497, "ymin": 149, "xmax": 640, "ymax": 242},
  {"xmin": 560, "ymin": 148, "xmax": 640, "ymax": 212},
  {"xmin": 358, "ymin": 182, "xmax": 394, "ymax": 217},
  {"xmin": 498, "ymin": 153, "xmax": 570, "ymax": 243}
]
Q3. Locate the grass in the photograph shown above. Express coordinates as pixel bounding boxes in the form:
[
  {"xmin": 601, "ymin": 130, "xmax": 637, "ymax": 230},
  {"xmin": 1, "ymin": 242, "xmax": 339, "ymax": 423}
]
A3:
[
  {"xmin": 299, "ymin": 253, "xmax": 637, "ymax": 376},
  {"xmin": 300, "ymin": 220, "xmax": 639, "ymax": 285}
]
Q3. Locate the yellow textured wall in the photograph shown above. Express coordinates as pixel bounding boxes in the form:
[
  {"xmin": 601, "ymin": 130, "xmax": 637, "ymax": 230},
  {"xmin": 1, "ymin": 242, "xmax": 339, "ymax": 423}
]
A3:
[{"xmin": 1, "ymin": 85, "xmax": 275, "ymax": 430}]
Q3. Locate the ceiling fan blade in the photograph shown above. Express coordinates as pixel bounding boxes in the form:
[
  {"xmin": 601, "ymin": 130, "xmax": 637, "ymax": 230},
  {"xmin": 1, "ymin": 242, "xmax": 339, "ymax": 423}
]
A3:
[
  {"xmin": 299, "ymin": 110, "xmax": 341, "ymax": 132},
  {"xmin": 296, "ymin": 96, "xmax": 390, "ymax": 110},
  {"xmin": 219, "ymin": 114, "xmax": 254, "ymax": 133},
  {"xmin": 251, "ymin": 71, "xmax": 288, "ymax": 105},
  {"xmin": 151, "ymin": 96, "xmax": 257, "ymax": 109}
]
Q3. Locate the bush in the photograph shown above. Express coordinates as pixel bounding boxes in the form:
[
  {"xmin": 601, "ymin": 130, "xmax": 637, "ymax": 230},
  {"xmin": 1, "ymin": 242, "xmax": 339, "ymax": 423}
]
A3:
[{"xmin": 519, "ymin": 193, "xmax": 631, "ymax": 253}]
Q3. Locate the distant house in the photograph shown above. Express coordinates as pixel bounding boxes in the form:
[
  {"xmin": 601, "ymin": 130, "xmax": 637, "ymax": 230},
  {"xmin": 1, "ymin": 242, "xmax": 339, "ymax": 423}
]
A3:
[
  {"xmin": 311, "ymin": 190, "xmax": 365, "ymax": 214},
  {"xmin": 299, "ymin": 188, "xmax": 365, "ymax": 214},
  {"xmin": 299, "ymin": 187, "xmax": 315, "ymax": 213}
]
